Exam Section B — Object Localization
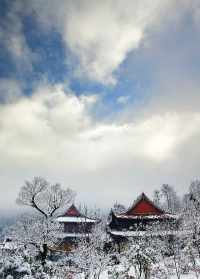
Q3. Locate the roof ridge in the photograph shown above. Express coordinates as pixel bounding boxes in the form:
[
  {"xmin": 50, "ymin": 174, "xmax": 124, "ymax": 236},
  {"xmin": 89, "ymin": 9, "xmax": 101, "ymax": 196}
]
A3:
[{"xmin": 63, "ymin": 204, "xmax": 83, "ymax": 217}]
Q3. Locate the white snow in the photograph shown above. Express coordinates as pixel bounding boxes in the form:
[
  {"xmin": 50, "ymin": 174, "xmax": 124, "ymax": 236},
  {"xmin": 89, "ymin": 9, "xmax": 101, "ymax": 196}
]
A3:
[
  {"xmin": 57, "ymin": 232, "xmax": 92, "ymax": 238},
  {"xmin": 56, "ymin": 216, "xmax": 97, "ymax": 223},
  {"xmin": 115, "ymin": 213, "xmax": 178, "ymax": 219},
  {"xmin": 109, "ymin": 229, "xmax": 188, "ymax": 237}
]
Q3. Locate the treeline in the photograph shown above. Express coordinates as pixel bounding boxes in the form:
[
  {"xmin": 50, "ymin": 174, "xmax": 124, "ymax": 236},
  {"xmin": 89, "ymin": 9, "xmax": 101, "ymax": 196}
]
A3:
[{"xmin": 1, "ymin": 177, "xmax": 200, "ymax": 278}]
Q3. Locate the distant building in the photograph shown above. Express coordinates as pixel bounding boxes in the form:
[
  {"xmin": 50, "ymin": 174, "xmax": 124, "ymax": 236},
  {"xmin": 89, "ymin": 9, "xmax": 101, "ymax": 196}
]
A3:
[
  {"xmin": 57, "ymin": 204, "xmax": 98, "ymax": 249},
  {"xmin": 108, "ymin": 193, "xmax": 178, "ymax": 248}
]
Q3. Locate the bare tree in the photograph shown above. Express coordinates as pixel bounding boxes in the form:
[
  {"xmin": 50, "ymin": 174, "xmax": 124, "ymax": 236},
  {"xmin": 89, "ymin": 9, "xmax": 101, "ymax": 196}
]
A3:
[
  {"xmin": 153, "ymin": 189, "xmax": 162, "ymax": 208},
  {"xmin": 182, "ymin": 180, "xmax": 200, "ymax": 261},
  {"xmin": 16, "ymin": 177, "xmax": 76, "ymax": 265},
  {"xmin": 188, "ymin": 180, "xmax": 200, "ymax": 211},
  {"xmin": 161, "ymin": 184, "xmax": 181, "ymax": 213}
]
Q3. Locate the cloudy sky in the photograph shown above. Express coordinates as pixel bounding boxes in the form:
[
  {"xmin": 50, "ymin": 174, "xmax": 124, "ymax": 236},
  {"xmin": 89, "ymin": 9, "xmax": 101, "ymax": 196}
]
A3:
[{"xmin": 0, "ymin": 0, "xmax": 200, "ymax": 212}]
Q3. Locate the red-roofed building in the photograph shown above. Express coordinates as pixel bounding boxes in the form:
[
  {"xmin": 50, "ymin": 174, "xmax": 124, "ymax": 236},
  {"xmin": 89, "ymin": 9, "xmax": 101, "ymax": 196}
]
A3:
[
  {"xmin": 57, "ymin": 204, "xmax": 98, "ymax": 244},
  {"xmin": 108, "ymin": 193, "xmax": 178, "ymax": 241},
  {"xmin": 126, "ymin": 193, "xmax": 164, "ymax": 216}
]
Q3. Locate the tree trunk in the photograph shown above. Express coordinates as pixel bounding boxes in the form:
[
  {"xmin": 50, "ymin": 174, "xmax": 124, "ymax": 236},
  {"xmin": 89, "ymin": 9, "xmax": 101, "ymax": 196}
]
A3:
[{"xmin": 41, "ymin": 243, "xmax": 48, "ymax": 266}]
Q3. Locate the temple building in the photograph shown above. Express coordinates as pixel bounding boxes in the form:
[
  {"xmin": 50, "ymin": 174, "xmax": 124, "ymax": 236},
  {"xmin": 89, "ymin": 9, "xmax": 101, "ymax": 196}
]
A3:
[
  {"xmin": 57, "ymin": 204, "xmax": 98, "ymax": 248},
  {"xmin": 108, "ymin": 193, "xmax": 179, "ymax": 243}
]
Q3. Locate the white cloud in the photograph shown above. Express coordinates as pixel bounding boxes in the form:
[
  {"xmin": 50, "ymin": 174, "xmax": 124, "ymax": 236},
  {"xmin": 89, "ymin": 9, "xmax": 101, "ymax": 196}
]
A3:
[
  {"xmin": 0, "ymin": 83, "xmax": 200, "ymax": 209},
  {"xmin": 2, "ymin": 0, "xmax": 200, "ymax": 85},
  {"xmin": 0, "ymin": 84, "xmax": 94, "ymax": 166},
  {"xmin": 1, "ymin": 1, "xmax": 200, "ymax": 210},
  {"xmin": 81, "ymin": 112, "xmax": 200, "ymax": 165},
  {"xmin": 26, "ymin": 0, "xmax": 173, "ymax": 84}
]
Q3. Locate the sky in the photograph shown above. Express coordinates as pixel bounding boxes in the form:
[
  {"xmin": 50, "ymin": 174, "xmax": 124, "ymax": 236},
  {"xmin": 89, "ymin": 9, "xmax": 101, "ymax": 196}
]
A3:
[{"xmin": 0, "ymin": 0, "xmax": 200, "ymax": 213}]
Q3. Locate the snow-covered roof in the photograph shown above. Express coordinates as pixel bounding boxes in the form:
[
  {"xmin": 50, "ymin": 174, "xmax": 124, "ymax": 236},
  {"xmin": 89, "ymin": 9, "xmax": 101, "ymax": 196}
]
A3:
[
  {"xmin": 109, "ymin": 230, "xmax": 188, "ymax": 237},
  {"xmin": 57, "ymin": 232, "xmax": 92, "ymax": 238},
  {"xmin": 114, "ymin": 213, "xmax": 178, "ymax": 220},
  {"xmin": 57, "ymin": 204, "xmax": 98, "ymax": 223},
  {"xmin": 56, "ymin": 216, "xmax": 97, "ymax": 223}
]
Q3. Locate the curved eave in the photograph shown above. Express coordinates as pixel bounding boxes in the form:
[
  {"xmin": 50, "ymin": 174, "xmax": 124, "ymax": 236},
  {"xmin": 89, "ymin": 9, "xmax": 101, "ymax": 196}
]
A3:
[
  {"xmin": 57, "ymin": 233, "xmax": 92, "ymax": 238},
  {"xmin": 114, "ymin": 213, "xmax": 178, "ymax": 220},
  {"xmin": 109, "ymin": 230, "xmax": 184, "ymax": 237},
  {"xmin": 56, "ymin": 216, "xmax": 97, "ymax": 223}
]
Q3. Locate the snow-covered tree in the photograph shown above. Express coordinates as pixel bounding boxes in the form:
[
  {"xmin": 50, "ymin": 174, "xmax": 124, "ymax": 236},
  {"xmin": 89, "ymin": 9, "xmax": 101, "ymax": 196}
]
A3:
[
  {"xmin": 7, "ymin": 213, "xmax": 62, "ymax": 259},
  {"xmin": 16, "ymin": 177, "xmax": 75, "ymax": 218},
  {"xmin": 153, "ymin": 190, "xmax": 162, "ymax": 208},
  {"xmin": 182, "ymin": 237, "xmax": 199, "ymax": 279},
  {"xmin": 0, "ymin": 252, "xmax": 72, "ymax": 279},
  {"xmin": 154, "ymin": 184, "xmax": 181, "ymax": 214},
  {"xmin": 187, "ymin": 180, "xmax": 200, "ymax": 211},
  {"xmin": 111, "ymin": 234, "xmax": 166, "ymax": 279},
  {"xmin": 180, "ymin": 179, "xmax": 200, "ymax": 279},
  {"xmin": 70, "ymin": 222, "xmax": 114, "ymax": 279},
  {"xmin": 1, "ymin": 213, "xmax": 77, "ymax": 278},
  {"xmin": 161, "ymin": 184, "xmax": 181, "ymax": 213},
  {"xmin": 182, "ymin": 180, "xmax": 200, "ymax": 256},
  {"xmin": 112, "ymin": 202, "xmax": 126, "ymax": 214},
  {"xmin": 16, "ymin": 177, "xmax": 75, "ymax": 265}
]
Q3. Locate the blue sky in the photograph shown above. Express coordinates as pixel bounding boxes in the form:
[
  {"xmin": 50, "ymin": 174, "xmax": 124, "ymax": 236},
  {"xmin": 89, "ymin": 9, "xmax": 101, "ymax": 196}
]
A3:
[
  {"xmin": 1, "ymin": 0, "xmax": 200, "ymax": 211},
  {"xmin": 0, "ymin": 0, "xmax": 155, "ymax": 108}
]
